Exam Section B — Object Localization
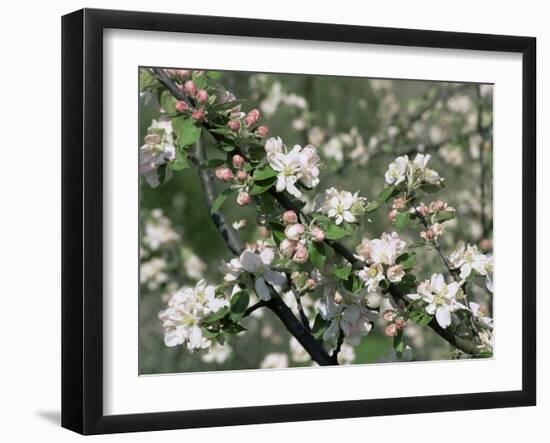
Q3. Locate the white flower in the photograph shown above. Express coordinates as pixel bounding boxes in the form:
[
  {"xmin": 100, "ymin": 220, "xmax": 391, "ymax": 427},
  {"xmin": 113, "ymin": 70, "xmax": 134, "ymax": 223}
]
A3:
[
  {"xmin": 239, "ymin": 249, "xmax": 286, "ymax": 301},
  {"xmin": 201, "ymin": 342, "xmax": 233, "ymax": 364},
  {"xmin": 387, "ymin": 264, "xmax": 405, "ymax": 283},
  {"xmin": 357, "ymin": 263, "xmax": 384, "ymax": 292},
  {"xmin": 143, "ymin": 208, "xmax": 180, "ymax": 250},
  {"xmin": 318, "ymin": 287, "xmax": 377, "ymax": 346},
  {"xmin": 317, "ymin": 187, "xmax": 366, "ymax": 225},
  {"xmin": 337, "ymin": 343, "xmax": 356, "ymax": 365},
  {"xmin": 220, "ymin": 257, "xmax": 243, "ymax": 282},
  {"xmin": 232, "ymin": 219, "xmax": 247, "ymax": 230},
  {"xmin": 469, "ymin": 302, "xmax": 493, "ymax": 328},
  {"xmin": 266, "ymin": 139, "xmax": 321, "ymax": 198},
  {"xmin": 184, "ymin": 254, "xmax": 207, "ymax": 281},
  {"xmin": 260, "ymin": 353, "xmax": 289, "ymax": 369},
  {"xmin": 158, "ymin": 280, "xmax": 230, "ymax": 352},
  {"xmin": 140, "ymin": 257, "xmax": 169, "ymax": 290},
  {"xmin": 407, "ymin": 274, "xmax": 466, "ymax": 329},
  {"xmin": 355, "ymin": 232, "xmax": 406, "ymax": 266},
  {"xmin": 384, "ymin": 155, "xmax": 408, "ymax": 185},
  {"xmin": 448, "ymin": 245, "xmax": 493, "ymax": 291},
  {"xmin": 139, "ymin": 118, "xmax": 176, "ymax": 188}
]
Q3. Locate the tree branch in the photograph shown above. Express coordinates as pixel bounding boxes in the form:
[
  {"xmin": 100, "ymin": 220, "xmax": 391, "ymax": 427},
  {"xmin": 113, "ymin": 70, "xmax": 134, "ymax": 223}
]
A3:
[{"xmin": 152, "ymin": 67, "xmax": 482, "ymax": 357}]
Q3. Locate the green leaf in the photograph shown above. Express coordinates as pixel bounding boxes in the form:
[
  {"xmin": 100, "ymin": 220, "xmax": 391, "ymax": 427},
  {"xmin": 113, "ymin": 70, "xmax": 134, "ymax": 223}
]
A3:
[
  {"xmin": 139, "ymin": 69, "xmax": 159, "ymax": 91},
  {"xmin": 420, "ymin": 183, "xmax": 441, "ymax": 193},
  {"xmin": 207, "ymin": 71, "xmax": 222, "ymax": 79},
  {"xmin": 323, "ymin": 223, "xmax": 348, "ymax": 240},
  {"xmin": 393, "ymin": 331, "xmax": 405, "ymax": 354},
  {"xmin": 253, "ymin": 165, "xmax": 277, "ymax": 180},
  {"xmin": 365, "ymin": 200, "xmax": 380, "ymax": 213},
  {"xmin": 249, "ymin": 176, "xmax": 276, "ymax": 195},
  {"xmin": 434, "ymin": 210, "xmax": 455, "ymax": 223},
  {"xmin": 394, "ymin": 211, "xmax": 410, "ymax": 232},
  {"xmin": 268, "ymin": 222, "xmax": 286, "ymax": 243},
  {"xmin": 409, "ymin": 309, "xmax": 433, "ymax": 326},
  {"xmin": 192, "ymin": 71, "xmax": 207, "ymax": 89},
  {"xmin": 172, "ymin": 117, "xmax": 202, "ymax": 146},
  {"xmin": 379, "ymin": 279, "xmax": 390, "ymax": 294},
  {"xmin": 210, "ymin": 100, "xmax": 246, "ymax": 113},
  {"xmin": 222, "ymin": 322, "xmax": 247, "ymax": 334},
  {"xmin": 311, "ymin": 314, "xmax": 331, "ymax": 340},
  {"xmin": 201, "ymin": 327, "xmax": 219, "ymax": 339},
  {"xmin": 332, "ymin": 265, "xmax": 352, "ymax": 280},
  {"xmin": 229, "ymin": 291, "xmax": 249, "ymax": 322},
  {"xmin": 221, "ymin": 143, "xmax": 236, "ymax": 152},
  {"xmin": 378, "ymin": 185, "xmax": 398, "ymax": 202},
  {"xmin": 396, "ymin": 252, "xmax": 417, "ymax": 270},
  {"xmin": 211, "ymin": 188, "xmax": 235, "ymax": 214},
  {"xmin": 308, "ymin": 242, "xmax": 326, "ymax": 269},
  {"xmin": 160, "ymin": 90, "xmax": 177, "ymax": 114},
  {"xmin": 198, "ymin": 158, "xmax": 225, "ymax": 170},
  {"xmin": 169, "ymin": 147, "xmax": 190, "ymax": 171},
  {"xmin": 203, "ymin": 306, "xmax": 230, "ymax": 323},
  {"xmin": 156, "ymin": 164, "xmax": 173, "ymax": 187}
]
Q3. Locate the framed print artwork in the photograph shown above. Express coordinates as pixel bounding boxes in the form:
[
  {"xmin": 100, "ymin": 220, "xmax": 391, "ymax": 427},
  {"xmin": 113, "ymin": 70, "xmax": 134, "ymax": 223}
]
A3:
[{"xmin": 61, "ymin": 8, "xmax": 536, "ymax": 435}]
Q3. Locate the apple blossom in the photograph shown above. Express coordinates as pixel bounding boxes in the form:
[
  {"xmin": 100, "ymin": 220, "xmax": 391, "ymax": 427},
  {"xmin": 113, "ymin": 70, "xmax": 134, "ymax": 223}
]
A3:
[
  {"xmin": 256, "ymin": 125, "xmax": 269, "ymax": 137},
  {"xmin": 232, "ymin": 154, "xmax": 245, "ymax": 168},
  {"xmin": 317, "ymin": 187, "xmax": 367, "ymax": 225},
  {"xmin": 158, "ymin": 280, "xmax": 230, "ymax": 352},
  {"xmin": 236, "ymin": 191, "xmax": 251, "ymax": 206},
  {"xmin": 384, "ymin": 155, "xmax": 408, "ymax": 185},
  {"xmin": 382, "ymin": 309, "xmax": 396, "ymax": 322},
  {"xmin": 236, "ymin": 170, "xmax": 248, "ymax": 182},
  {"xmin": 284, "ymin": 223, "xmax": 305, "ymax": 241},
  {"xmin": 191, "ymin": 108, "xmax": 205, "ymax": 121},
  {"xmin": 292, "ymin": 243, "xmax": 309, "ymax": 264},
  {"xmin": 139, "ymin": 118, "xmax": 177, "ymax": 188},
  {"xmin": 239, "ymin": 249, "xmax": 286, "ymax": 301},
  {"xmin": 227, "ymin": 120, "xmax": 241, "ymax": 132},
  {"xmin": 175, "ymin": 100, "xmax": 189, "ymax": 113},
  {"xmin": 282, "ymin": 210, "xmax": 298, "ymax": 225},
  {"xmin": 279, "ymin": 238, "xmax": 297, "ymax": 258},
  {"xmin": 215, "ymin": 167, "xmax": 234, "ymax": 182},
  {"xmin": 407, "ymin": 273, "xmax": 467, "ymax": 329},
  {"xmin": 385, "ymin": 323, "xmax": 398, "ymax": 337},
  {"xmin": 183, "ymin": 80, "xmax": 197, "ymax": 96},
  {"xmin": 196, "ymin": 89, "xmax": 208, "ymax": 103},
  {"xmin": 311, "ymin": 226, "xmax": 325, "ymax": 243},
  {"xmin": 387, "ymin": 264, "xmax": 405, "ymax": 283}
]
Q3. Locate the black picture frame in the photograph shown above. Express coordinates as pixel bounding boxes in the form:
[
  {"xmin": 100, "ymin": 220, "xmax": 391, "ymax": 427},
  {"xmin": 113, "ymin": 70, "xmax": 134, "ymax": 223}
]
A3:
[{"xmin": 62, "ymin": 8, "xmax": 537, "ymax": 435}]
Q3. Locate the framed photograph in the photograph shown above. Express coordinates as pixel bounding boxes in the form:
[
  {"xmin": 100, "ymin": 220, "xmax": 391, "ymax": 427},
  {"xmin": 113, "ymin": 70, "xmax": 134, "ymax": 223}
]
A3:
[{"xmin": 62, "ymin": 8, "xmax": 536, "ymax": 435}]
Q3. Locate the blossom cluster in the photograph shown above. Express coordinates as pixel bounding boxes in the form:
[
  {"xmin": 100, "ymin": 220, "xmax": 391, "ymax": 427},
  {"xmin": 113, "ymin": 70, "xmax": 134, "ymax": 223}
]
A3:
[
  {"xmin": 316, "ymin": 188, "xmax": 367, "ymax": 225},
  {"xmin": 158, "ymin": 280, "xmax": 230, "ymax": 352},
  {"xmin": 265, "ymin": 137, "xmax": 321, "ymax": 198},
  {"xmin": 448, "ymin": 244, "xmax": 493, "ymax": 292},
  {"xmin": 139, "ymin": 118, "xmax": 176, "ymax": 188},
  {"xmin": 354, "ymin": 232, "xmax": 407, "ymax": 292},
  {"xmin": 384, "ymin": 153, "xmax": 443, "ymax": 190},
  {"xmin": 407, "ymin": 273, "xmax": 467, "ymax": 329}
]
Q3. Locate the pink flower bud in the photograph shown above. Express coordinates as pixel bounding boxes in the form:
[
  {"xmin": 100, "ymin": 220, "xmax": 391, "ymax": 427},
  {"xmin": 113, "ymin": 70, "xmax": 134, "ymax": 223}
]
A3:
[
  {"xmin": 382, "ymin": 309, "xmax": 396, "ymax": 322},
  {"xmin": 282, "ymin": 210, "xmax": 298, "ymax": 225},
  {"xmin": 256, "ymin": 125, "xmax": 269, "ymax": 137},
  {"xmin": 279, "ymin": 239, "xmax": 297, "ymax": 258},
  {"xmin": 191, "ymin": 108, "xmax": 205, "ymax": 122},
  {"xmin": 183, "ymin": 80, "xmax": 197, "ymax": 96},
  {"xmin": 388, "ymin": 209, "xmax": 398, "ymax": 222},
  {"xmin": 284, "ymin": 223, "xmax": 305, "ymax": 241},
  {"xmin": 175, "ymin": 100, "xmax": 189, "ymax": 113},
  {"xmin": 417, "ymin": 203, "xmax": 430, "ymax": 217},
  {"xmin": 232, "ymin": 154, "xmax": 245, "ymax": 168},
  {"xmin": 248, "ymin": 108, "xmax": 261, "ymax": 120},
  {"xmin": 392, "ymin": 196, "xmax": 406, "ymax": 210},
  {"xmin": 236, "ymin": 192, "xmax": 251, "ymax": 207},
  {"xmin": 293, "ymin": 244, "xmax": 309, "ymax": 263},
  {"xmin": 420, "ymin": 229, "xmax": 435, "ymax": 240},
  {"xmin": 311, "ymin": 227, "xmax": 325, "ymax": 243},
  {"xmin": 236, "ymin": 170, "xmax": 248, "ymax": 182},
  {"xmin": 395, "ymin": 318, "xmax": 405, "ymax": 330},
  {"xmin": 429, "ymin": 200, "xmax": 446, "ymax": 212},
  {"xmin": 305, "ymin": 278, "xmax": 317, "ymax": 290},
  {"xmin": 243, "ymin": 109, "xmax": 261, "ymax": 128},
  {"xmin": 215, "ymin": 167, "xmax": 233, "ymax": 182},
  {"xmin": 480, "ymin": 239, "xmax": 493, "ymax": 251},
  {"xmin": 176, "ymin": 69, "xmax": 191, "ymax": 78},
  {"xmin": 196, "ymin": 89, "xmax": 208, "ymax": 103},
  {"xmin": 227, "ymin": 120, "xmax": 241, "ymax": 132},
  {"xmin": 385, "ymin": 324, "xmax": 398, "ymax": 337},
  {"xmin": 334, "ymin": 292, "xmax": 344, "ymax": 304}
]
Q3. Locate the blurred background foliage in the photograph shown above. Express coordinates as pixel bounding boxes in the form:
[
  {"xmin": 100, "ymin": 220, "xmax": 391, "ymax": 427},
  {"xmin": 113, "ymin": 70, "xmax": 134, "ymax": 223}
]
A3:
[{"xmin": 139, "ymin": 69, "xmax": 493, "ymax": 374}]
